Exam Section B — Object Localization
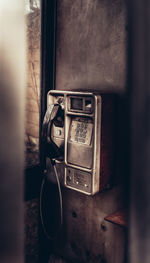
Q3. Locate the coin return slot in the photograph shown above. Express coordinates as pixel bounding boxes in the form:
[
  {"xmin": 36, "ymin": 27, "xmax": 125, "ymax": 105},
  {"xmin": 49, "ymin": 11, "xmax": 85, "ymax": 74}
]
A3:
[{"xmin": 85, "ymin": 99, "xmax": 92, "ymax": 112}]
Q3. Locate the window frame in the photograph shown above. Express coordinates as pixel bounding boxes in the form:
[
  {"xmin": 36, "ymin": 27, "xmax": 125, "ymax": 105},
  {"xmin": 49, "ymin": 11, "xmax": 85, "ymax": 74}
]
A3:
[{"xmin": 25, "ymin": 0, "xmax": 56, "ymax": 201}]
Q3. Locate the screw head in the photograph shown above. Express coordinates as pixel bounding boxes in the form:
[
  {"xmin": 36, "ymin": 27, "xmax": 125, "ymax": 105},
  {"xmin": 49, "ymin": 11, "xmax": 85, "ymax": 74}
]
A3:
[{"xmin": 101, "ymin": 223, "xmax": 107, "ymax": 231}]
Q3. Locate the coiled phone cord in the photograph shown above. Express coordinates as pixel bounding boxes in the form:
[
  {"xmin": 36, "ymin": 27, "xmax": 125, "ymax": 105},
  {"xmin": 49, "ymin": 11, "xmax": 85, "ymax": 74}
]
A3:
[{"xmin": 40, "ymin": 160, "xmax": 63, "ymax": 240}]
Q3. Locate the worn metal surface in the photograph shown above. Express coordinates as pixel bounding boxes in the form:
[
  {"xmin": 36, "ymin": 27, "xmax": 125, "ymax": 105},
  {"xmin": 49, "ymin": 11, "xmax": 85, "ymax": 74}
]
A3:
[
  {"xmin": 46, "ymin": 0, "xmax": 128, "ymax": 262},
  {"xmin": 47, "ymin": 186, "xmax": 125, "ymax": 263},
  {"xmin": 55, "ymin": 0, "xmax": 127, "ymax": 93},
  {"xmin": 46, "ymin": 164, "xmax": 125, "ymax": 262}
]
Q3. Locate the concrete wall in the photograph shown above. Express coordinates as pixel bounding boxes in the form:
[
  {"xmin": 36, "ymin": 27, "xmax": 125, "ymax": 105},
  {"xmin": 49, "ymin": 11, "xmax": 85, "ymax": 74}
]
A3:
[{"xmin": 50, "ymin": 0, "xmax": 127, "ymax": 262}]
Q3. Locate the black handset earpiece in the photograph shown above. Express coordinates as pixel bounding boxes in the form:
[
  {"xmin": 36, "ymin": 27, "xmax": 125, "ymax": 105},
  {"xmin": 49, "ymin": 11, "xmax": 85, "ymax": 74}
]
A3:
[{"xmin": 42, "ymin": 104, "xmax": 64, "ymax": 159}]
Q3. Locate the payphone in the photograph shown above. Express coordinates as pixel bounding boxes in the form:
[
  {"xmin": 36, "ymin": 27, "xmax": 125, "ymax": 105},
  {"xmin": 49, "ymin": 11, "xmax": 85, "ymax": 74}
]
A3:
[{"xmin": 42, "ymin": 90, "xmax": 114, "ymax": 195}]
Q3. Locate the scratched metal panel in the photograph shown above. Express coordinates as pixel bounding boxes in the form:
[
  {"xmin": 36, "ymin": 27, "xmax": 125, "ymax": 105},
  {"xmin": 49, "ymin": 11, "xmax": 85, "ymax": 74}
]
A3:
[
  {"xmin": 51, "ymin": 1, "xmax": 127, "ymax": 262},
  {"xmin": 59, "ymin": 188, "xmax": 125, "ymax": 263},
  {"xmin": 55, "ymin": 0, "xmax": 127, "ymax": 92},
  {"xmin": 45, "ymin": 183, "xmax": 125, "ymax": 263}
]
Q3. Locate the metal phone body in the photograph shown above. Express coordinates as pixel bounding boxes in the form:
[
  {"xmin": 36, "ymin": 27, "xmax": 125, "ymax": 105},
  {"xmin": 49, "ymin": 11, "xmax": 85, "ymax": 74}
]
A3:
[{"xmin": 46, "ymin": 90, "xmax": 101, "ymax": 195}]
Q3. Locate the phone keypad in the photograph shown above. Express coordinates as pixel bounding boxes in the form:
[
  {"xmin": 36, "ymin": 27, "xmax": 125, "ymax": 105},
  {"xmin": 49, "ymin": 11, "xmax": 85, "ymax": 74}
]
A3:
[
  {"xmin": 75, "ymin": 122, "xmax": 88, "ymax": 143},
  {"xmin": 69, "ymin": 118, "xmax": 93, "ymax": 145}
]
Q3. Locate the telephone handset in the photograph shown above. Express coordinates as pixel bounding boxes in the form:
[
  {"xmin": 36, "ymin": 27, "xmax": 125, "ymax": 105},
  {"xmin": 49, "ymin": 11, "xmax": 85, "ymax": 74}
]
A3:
[
  {"xmin": 41, "ymin": 104, "xmax": 64, "ymax": 239},
  {"xmin": 42, "ymin": 104, "xmax": 64, "ymax": 160}
]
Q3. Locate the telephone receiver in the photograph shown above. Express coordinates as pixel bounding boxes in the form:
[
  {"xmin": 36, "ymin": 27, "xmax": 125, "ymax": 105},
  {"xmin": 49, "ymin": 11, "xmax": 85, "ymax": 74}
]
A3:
[
  {"xmin": 42, "ymin": 104, "xmax": 64, "ymax": 160},
  {"xmin": 41, "ymin": 104, "xmax": 64, "ymax": 240}
]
